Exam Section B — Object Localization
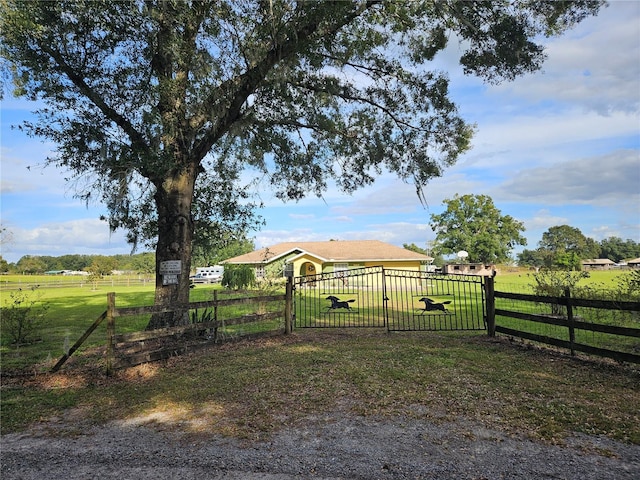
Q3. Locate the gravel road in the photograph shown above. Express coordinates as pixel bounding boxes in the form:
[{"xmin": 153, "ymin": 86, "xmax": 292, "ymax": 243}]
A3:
[{"xmin": 2, "ymin": 412, "xmax": 639, "ymax": 479}]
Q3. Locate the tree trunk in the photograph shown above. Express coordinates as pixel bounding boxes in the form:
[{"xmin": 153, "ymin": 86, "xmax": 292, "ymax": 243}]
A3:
[{"xmin": 146, "ymin": 166, "xmax": 197, "ymax": 330}]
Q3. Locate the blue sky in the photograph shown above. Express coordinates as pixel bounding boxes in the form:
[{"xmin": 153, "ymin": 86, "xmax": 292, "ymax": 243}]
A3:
[{"xmin": 1, "ymin": 1, "xmax": 639, "ymax": 265}]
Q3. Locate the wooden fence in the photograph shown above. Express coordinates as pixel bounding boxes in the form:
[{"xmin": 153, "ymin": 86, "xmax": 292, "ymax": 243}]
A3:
[
  {"xmin": 485, "ymin": 277, "xmax": 640, "ymax": 364},
  {"xmin": 52, "ymin": 280, "xmax": 293, "ymax": 375},
  {"xmin": 50, "ymin": 275, "xmax": 639, "ymax": 374}
]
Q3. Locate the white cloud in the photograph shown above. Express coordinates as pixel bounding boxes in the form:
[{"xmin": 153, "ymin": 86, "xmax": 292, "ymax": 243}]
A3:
[
  {"xmin": 252, "ymin": 220, "xmax": 435, "ymax": 251},
  {"xmin": 252, "ymin": 229, "xmax": 320, "ymax": 248},
  {"xmin": 362, "ymin": 222, "xmax": 434, "ymax": 246},
  {"xmin": 0, "ymin": 143, "xmax": 73, "ymax": 196},
  {"xmin": 3, "ymin": 219, "xmax": 130, "ymax": 262},
  {"xmin": 497, "ymin": 149, "xmax": 640, "ymax": 208},
  {"xmin": 288, "ymin": 213, "xmax": 315, "ymax": 220},
  {"xmin": 524, "ymin": 209, "xmax": 570, "ymax": 232},
  {"xmin": 588, "ymin": 221, "xmax": 640, "ymax": 242},
  {"xmin": 463, "ymin": 111, "xmax": 639, "ymax": 171},
  {"xmin": 331, "ymin": 216, "xmax": 353, "ymax": 223},
  {"xmin": 490, "ymin": 2, "xmax": 640, "ymax": 114}
]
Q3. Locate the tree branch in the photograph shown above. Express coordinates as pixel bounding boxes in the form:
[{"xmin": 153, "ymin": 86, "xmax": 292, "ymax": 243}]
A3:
[
  {"xmin": 40, "ymin": 44, "xmax": 150, "ymax": 157},
  {"xmin": 191, "ymin": 1, "xmax": 382, "ymax": 162},
  {"xmin": 289, "ymin": 79, "xmax": 423, "ymax": 133}
]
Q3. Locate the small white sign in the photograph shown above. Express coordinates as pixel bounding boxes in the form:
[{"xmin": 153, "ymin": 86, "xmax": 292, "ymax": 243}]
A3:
[
  {"xmin": 162, "ymin": 274, "xmax": 179, "ymax": 285},
  {"xmin": 159, "ymin": 260, "xmax": 182, "ymax": 275}
]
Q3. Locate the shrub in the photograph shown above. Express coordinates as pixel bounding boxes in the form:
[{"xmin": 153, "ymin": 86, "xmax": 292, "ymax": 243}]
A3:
[
  {"xmin": 1, "ymin": 286, "xmax": 49, "ymax": 346},
  {"xmin": 529, "ymin": 270, "xmax": 590, "ymax": 316},
  {"xmin": 222, "ymin": 264, "xmax": 255, "ymax": 290},
  {"xmin": 615, "ymin": 269, "xmax": 640, "ymax": 300}
]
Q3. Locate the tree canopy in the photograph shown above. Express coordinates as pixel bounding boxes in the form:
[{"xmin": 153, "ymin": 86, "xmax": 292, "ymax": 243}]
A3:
[
  {"xmin": 429, "ymin": 194, "xmax": 526, "ymax": 264},
  {"xmin": 0, "ymin": 0, "xmax": 603, "ymax": 326},
  {"xmin": 595, "ymin": 237, "xmax": 640, "ymax": 263},
  {"xmin": 538, "ymin": 225, "xmax": 600, "ymax": 270},
  {"xmin": 517, "ymin": 227, "xmax": 640, "ymax": 270}
]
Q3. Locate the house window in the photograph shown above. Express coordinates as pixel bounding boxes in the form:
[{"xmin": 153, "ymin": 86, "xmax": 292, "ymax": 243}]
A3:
[
  {"xmin": 255, "ymin": 266, "xmax": 265, "ymax": 278},
  {"xmin": 334, "ymin": 263, "xmax": 349, "ymax": 274}
]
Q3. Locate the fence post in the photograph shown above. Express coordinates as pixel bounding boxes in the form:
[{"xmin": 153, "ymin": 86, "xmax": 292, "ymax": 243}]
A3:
[
  {"xmin": 564, "ymin": 287, "xmax": 575, "ymax": 356},
  {"xmin": 285, "ymin": 276, "xmax": 293, "ymax": 334},
  {"xmin": 105, "ymin": 292, "xmax": 116, "ymax": 376},
  {"xmin": 213, "ymin": 290, "xmax": 219, "ymax": 341},
  {"xmin": 484, "ymin": 275, "xmax": 496, "ymax": 337}
]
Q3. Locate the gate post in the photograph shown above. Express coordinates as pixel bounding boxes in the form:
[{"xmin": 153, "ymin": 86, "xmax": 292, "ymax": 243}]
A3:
[
  {"xmin": 484, "ymin": 276, "xmax": 496, "ymax": 337},
  {"xmin": 285, "ymin": 276, "xmax": 293, "ymax": 334}
]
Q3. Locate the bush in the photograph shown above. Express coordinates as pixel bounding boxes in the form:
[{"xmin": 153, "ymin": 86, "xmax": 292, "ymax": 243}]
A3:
[
  {"xmin": 529, "ymin": 270, "xmax": 590, "ymax": 316},
  {"xmin": 1, "ymin": 286, "xmax": 49, "ymax": 345},
  {"xmin": 615, "ymin": 269, "xmax": 640, "ymax": 300},
  {"xmin": 222, "ymin": 264, "xmax": 255, "ymax": 290}
]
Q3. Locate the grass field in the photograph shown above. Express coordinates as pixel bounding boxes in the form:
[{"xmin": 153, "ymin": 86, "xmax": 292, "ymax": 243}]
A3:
[
  {"xmin": 493, "ymin": 270, "xmax": 640, "ymax": 358},
  {"xmin": 494, "ymin": 268, "xmax": 628, "ymax": 292}
]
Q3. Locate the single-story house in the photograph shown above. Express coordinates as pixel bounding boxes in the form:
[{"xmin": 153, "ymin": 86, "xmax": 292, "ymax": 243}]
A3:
[
  {"xmin": 627, "ymin": 258, "xmax": 640, "ymax": 269},
  {"xmin": 581, "ymin": 258, "xmax": 615, "ymax": 270},
  {"xmin": 222, "ymin": 240, "xmax": 433, "ymax": 279}
]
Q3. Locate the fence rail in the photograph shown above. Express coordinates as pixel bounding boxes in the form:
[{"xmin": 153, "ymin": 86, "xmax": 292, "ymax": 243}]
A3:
[
  {"xmin": 1, "ymin": 276, "xmax": 154, "ymax": 291},
  {"xmin": 488, "ymin": 278, "xmax": 640, "ymax": 364}
]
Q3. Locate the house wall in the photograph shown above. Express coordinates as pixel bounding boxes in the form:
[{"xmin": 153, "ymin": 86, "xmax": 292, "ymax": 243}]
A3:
[
  {"xmin": 289, "ymin": 255, "xmax": 322, "ymax": 277},
  {"xmin": 287, "ymin": 258, "xmax": 425, "ymax": 277},
  {"xmin": 364, "ymin": 261, "xmax": 423, "ymax": 272}
]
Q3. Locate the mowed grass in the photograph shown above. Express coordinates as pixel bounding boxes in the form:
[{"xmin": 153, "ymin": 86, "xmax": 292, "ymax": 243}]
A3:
[
  {"xmin": 1, "ymin": 330, "xmax": 638, "ymax": 446},
  {"xmin": 494, "ymin": 268, "xmax": 628, "ymax": 292}
]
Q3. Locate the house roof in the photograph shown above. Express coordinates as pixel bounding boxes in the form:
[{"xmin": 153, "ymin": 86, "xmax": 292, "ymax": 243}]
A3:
[
  {"xmin": 627, "ymin": 257, "xmax": 640, "ymax": 265},
  {"xmin": 223, "ymin": 240, "xmax": 433, "ymax": 265},
  {"xmin": 581, "ymin": 258, "xmax": 615, "ymax": 265}
]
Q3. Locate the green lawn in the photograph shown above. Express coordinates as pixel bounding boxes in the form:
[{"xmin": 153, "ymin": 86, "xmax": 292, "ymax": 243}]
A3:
[
  {"xmin": 1, "ymin": 270, "xmax": 634, "ymax": 372},
  {"xmin": 492, "ymin": 269, "xmax": 639, "ymax": 357},
  {"xmin": 494, "ymin": 268, "xmax": 628, "ymax": 292}
]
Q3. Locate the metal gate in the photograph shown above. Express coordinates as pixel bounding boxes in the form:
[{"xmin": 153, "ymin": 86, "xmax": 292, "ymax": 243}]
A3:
[{"xmin": 293, "ymin": 266, "xmax": 487, "ymax": 331}]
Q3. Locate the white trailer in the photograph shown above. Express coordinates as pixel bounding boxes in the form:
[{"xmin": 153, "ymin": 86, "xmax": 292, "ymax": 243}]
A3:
[{"xmin": 191, "ymin": 265, "xmax": 224, "ymax": 283}]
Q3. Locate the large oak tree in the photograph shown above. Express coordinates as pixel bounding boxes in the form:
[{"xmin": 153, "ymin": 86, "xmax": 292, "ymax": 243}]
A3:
[
  {"xmin": 0, "ymin": 0, "xmax": 603, "ymax": 327},
  {"xmin": 430, "ymin": 194, "xmax": 527, "ymax": 264}
]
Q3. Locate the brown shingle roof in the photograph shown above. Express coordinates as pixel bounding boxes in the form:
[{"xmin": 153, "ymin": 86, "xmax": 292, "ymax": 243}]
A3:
[{"xmin": 223, "ymin": 240, "xmax": 432, "ymax": 264}]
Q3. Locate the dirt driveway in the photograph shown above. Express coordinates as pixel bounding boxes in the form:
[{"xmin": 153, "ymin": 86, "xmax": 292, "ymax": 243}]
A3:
[{"xmin": 2, "ymin": 411, "xmax": 639, "ymax": 479}]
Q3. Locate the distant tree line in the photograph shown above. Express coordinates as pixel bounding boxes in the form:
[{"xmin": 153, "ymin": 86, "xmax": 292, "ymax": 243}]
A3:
[
  {"xmin": 0, "ymin": 236, "xmax": 256, "ymax": 275},
  {"xmin": 518, "ymin": 225, "xmax": 640, "ymax": 270},
  {"xmin": 1, "ymin": 252, "xmax": 156, "ymax": 275}
]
